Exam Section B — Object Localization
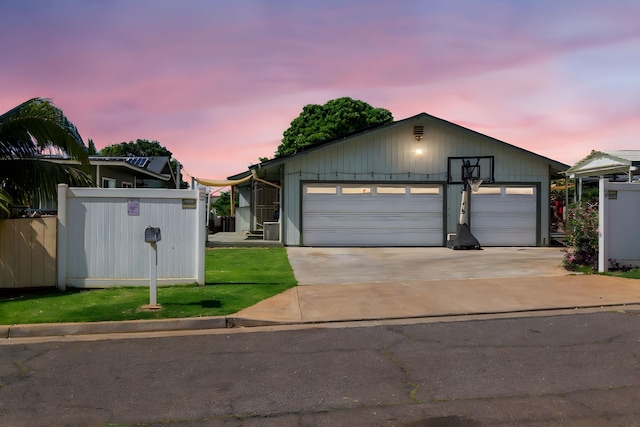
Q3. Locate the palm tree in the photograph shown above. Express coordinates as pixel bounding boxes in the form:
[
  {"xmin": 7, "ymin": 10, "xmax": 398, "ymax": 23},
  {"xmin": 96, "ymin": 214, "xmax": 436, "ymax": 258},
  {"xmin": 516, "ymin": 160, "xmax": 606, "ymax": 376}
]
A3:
[{"xmin": 0, "ymin": 98, "xmax": 93, "ymax": 217}]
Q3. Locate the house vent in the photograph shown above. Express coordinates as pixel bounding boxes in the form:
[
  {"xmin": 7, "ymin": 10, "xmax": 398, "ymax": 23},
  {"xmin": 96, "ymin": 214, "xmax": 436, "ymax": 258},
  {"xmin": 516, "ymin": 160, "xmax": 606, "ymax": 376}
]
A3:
[{"xmin": 413, "ymin": 126, "xmax": 424, "ymax": 140}]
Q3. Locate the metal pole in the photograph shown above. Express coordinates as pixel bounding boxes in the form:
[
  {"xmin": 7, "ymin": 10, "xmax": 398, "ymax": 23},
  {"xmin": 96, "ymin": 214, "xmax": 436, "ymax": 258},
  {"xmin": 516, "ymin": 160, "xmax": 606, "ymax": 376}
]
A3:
[
  {"xmin": 150, "ymin": 242, "xmax": 157, "ymax": 306},
  {"xmin": 459, "ymin": 182, "xmax": 469, "ymax": 225}
]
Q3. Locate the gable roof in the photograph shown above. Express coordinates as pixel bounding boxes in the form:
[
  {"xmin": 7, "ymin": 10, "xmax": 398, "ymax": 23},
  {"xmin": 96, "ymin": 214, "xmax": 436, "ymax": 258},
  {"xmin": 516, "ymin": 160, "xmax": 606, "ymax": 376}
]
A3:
[
  {"xmin": 249, "ymin": 112, "xmax": 569, "ymax": 176},
  {"xmin": 89, "ymin": 156, "xmax": 172, "ymax": 181},
  {"xmin": 564, "ymin": 150, "xmax": 640, "ymax": 179}
]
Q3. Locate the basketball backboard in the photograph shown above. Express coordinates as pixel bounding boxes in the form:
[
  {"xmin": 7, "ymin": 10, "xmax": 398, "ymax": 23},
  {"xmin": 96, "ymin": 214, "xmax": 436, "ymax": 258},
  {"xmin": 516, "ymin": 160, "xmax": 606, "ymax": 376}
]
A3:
[{"xmin": 447, "ymin": 156, "xmax": 495, "ymax": 184}]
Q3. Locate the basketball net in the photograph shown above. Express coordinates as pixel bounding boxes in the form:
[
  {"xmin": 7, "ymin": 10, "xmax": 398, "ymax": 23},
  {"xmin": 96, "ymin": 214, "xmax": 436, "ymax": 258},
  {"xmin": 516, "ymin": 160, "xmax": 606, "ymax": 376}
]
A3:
[{"xmin": 468, "ymin": 179, "xmax": 483, "ymax": 193}]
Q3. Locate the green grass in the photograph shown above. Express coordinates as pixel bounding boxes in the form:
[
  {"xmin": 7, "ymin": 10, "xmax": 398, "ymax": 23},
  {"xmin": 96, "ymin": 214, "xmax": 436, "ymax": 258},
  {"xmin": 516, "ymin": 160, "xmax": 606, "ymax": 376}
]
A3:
[
  {"xmin": 603, "ymin": 268, "xmax": 640, "ymax": 279},
  {"xmin": 0, "ymin": 248, "xmax": 297, "ymax": 325}
]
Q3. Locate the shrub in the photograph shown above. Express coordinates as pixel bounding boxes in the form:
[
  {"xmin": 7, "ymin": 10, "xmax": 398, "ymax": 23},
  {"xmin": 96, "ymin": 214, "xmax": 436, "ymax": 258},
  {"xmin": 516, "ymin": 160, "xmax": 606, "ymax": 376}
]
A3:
[{"xmin": 563, "ymin": 200, "xmax": 598, "ymax": 271}]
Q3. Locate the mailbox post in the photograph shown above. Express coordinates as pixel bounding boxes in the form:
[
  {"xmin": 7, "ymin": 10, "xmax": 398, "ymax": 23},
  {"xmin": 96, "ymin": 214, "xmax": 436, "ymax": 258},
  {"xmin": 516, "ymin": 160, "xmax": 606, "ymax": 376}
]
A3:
[{"xmin": 144, "ymin": 227, "xmax": 162, "ymax": 308}]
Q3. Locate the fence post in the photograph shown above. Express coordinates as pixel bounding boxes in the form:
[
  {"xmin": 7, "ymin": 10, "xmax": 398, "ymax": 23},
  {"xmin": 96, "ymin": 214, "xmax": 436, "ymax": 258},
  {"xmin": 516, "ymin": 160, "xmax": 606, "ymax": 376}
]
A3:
[
  {"xmin": 598, "ymin": 178, "xmax": 607, "ymax": 273},
  {"xmin": 56, "ymin": 184, "xmax": 68, "ymax": 290}
]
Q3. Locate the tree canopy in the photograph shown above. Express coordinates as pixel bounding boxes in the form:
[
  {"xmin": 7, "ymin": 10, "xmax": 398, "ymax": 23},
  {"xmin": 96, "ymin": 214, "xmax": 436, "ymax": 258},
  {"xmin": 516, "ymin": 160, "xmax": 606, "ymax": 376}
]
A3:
[
  {"xmin": 0, "ymin": 98, "xmax": 92, "ymax": 217},
  {"xmin": 275, "ymin": 97, "xmax": 393, "ymax": 157},
  {"xmin": 211, "ymin": 191, "xmax": 238, "ymax": 217},
  {"xmin": 100, "ymin": 139, "xmax": 172, "ymax": 157}
]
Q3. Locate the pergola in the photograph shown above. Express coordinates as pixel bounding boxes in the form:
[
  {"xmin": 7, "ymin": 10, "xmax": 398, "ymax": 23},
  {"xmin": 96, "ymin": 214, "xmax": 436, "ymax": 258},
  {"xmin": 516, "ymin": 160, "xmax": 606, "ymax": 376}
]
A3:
[{"xmin": 563, "ymin": 150, "xmax": 640, "ymax": 201}]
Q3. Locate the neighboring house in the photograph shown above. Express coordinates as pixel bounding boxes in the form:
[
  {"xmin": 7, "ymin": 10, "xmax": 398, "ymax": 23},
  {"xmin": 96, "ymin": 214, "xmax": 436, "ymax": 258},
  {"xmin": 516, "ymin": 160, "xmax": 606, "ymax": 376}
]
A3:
[
  {"xmin": 227, "ymin": 112, "xmax": 568, "ymax": 247},
  {"xmin": 31, "ymin": 155, "xmax": 182, "ymax": 212},
  {"xmin": 89, "ymin": 156, "xmax": 180, "ymax": 189}
]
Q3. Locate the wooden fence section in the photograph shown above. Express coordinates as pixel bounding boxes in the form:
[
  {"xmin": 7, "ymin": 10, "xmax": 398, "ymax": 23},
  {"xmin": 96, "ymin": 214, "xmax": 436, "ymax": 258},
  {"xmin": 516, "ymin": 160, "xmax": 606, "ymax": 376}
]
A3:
[{"xmin": 0, "ymin": 217, "xmax": 57, "ymax": 288}]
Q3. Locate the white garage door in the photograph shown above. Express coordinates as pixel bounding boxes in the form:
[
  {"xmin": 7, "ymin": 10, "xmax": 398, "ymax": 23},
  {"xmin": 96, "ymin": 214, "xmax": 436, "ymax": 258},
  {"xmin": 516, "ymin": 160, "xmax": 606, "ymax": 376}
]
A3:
[
  {"xmin": 302, "ymin": 183, "xmax": 443, "ymax": 246},
  {"xmin": 470, "ymin": 186, "xmax": 537, "ymax": 246}
]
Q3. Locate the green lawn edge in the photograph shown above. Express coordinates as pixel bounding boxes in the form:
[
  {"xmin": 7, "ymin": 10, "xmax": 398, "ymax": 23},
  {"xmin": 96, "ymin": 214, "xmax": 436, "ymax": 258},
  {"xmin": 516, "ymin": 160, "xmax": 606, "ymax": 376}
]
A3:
[{"xmin": 0, "ymin": 248, "xmax": 297, "ymax": 325}]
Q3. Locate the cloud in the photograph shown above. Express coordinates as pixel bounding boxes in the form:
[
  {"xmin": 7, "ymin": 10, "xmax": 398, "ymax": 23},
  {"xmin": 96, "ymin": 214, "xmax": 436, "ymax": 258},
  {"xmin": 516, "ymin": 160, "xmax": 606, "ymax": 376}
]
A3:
[{"xmin": 1, "ymin": 0, "xmax": 638, "ymax": 179}]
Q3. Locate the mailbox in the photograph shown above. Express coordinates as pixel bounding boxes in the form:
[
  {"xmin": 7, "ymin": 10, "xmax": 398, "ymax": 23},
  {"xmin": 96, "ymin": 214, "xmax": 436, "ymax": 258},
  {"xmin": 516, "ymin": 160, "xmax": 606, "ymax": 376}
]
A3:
[{"xmin": 145, "ymin": 226, "xmax": 161, "ymax": 243}]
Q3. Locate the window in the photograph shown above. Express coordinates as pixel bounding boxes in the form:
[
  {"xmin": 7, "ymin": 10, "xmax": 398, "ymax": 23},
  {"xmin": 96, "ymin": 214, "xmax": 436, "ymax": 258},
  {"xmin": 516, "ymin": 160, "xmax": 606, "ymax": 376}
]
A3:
[
  {"xmin": 102, "ymin": 177, "xmax": 116, "ymax": 188},
  {"xmin": 475, "ymin": 187, "xmax": 501, "ymax": 195},
  {"xmin": 342, "ymin": 187, "xmax": 372, "ymax": 194},
  {"xmin": 410, "ymin": 186, "xmax": 440, "ymax": 195},
  {"xmin": 506, "ymin": 187, "xmax": 534, "ymax": 195},
  {"xmin": 377, "ymin": 186, "xmax": 406, "ymax": 195},
  {"xmin": 306, "ymin": 186, "xmax": 337, "ymax": 194}
]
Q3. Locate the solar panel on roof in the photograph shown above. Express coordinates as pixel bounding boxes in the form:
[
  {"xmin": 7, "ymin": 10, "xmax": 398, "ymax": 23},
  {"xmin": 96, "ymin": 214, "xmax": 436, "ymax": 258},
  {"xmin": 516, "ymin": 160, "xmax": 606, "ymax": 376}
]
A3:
[{"xmin": 125, "ymin": 157, "xmax": 150, "ymax": 168}]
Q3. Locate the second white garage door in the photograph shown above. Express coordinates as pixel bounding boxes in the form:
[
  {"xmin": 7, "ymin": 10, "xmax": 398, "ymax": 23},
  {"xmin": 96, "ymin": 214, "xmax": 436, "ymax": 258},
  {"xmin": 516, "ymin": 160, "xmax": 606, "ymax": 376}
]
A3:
[
  {"xmin": 470, "ymin": 185, "xmax": 537, "ymax": 246},
  {"xmin": 302, "ymin": 183, "xmax": 443, "ymax": 246}
]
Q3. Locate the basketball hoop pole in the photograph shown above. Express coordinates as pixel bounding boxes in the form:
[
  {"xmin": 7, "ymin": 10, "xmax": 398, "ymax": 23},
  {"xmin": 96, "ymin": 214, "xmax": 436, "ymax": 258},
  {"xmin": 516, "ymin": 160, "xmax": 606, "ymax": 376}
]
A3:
[
  {"xmin": 447, "ymin": 156, "xmax": 490, "ymax": 250},
  {"xmin": 459, "ymin": 180, "xmax": 470, "ymax": 225},
  {"xmin": 459, "ymin": 179, "xmax": 483, "ymax": 224},
  {"xmin": 451, "ymin": 178, "xmax": 482, "ymax": 250}
]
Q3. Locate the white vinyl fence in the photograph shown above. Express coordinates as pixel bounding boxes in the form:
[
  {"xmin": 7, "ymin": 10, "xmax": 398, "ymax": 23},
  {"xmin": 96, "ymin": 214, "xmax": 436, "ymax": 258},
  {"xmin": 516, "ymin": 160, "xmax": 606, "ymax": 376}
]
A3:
[
  {"xmin": 598, "ymin": 180, "xmax": 640, "ymax": 272},
  {"xmin": 57, "ymin": 184, "xmax": 206, "ymax": 289}
]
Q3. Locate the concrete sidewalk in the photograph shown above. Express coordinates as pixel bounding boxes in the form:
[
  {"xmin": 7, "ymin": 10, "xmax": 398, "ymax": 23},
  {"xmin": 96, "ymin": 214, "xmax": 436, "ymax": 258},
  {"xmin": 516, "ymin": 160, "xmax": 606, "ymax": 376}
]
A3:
[{"xmin": 230, "ymin": 274, "xmax": 640, "ymax": 324}]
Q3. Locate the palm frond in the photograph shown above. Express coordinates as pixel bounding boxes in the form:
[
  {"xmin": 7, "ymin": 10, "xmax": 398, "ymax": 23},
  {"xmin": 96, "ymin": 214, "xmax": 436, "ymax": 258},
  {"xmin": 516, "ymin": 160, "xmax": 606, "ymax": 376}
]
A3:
[
  {"xmin": 0, "ymin": 188, "xmax": 12, "ymax": 216},
  {"xmin": 0, "ymin": 98, "xmax": 90, "ymax": 171},
  {"xmin": 0, "ymin": 159, "xmax": 93, "ymax": 208}
]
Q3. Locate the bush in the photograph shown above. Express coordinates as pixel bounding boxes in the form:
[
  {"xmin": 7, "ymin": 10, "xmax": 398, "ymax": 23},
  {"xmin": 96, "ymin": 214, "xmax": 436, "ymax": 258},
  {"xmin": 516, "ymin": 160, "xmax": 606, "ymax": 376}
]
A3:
[{"xmin": 563, "ymin": 200, "xmax": 598, "ymax": 271}]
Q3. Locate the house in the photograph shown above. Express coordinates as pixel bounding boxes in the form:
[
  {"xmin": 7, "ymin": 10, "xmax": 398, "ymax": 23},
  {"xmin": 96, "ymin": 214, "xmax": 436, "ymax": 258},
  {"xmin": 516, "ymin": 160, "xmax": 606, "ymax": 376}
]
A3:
[
  {"xmin": 227, "ymin": 113, "xmax": 568, "ymax": 247},
  {"xmin": 29, "ymin": 155, "xmax": 182, "ymax": 213},
  {"xmin": 89, "ymin": 156, "xmax": 181, "ymax": 189}
]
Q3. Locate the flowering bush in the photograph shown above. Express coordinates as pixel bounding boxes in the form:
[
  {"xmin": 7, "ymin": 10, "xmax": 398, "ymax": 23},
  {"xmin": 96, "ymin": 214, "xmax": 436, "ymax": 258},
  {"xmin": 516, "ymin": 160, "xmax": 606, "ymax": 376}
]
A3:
[{"xmin": 563, "ymin": 200, "xmax": 599, "ymax": 271}]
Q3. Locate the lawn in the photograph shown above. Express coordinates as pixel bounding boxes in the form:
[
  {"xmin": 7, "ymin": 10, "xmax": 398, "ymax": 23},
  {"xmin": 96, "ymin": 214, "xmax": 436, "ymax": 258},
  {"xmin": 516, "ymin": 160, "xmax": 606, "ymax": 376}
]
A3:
[
  {"xmin": 0, "ymin": 248, "xmax": 297, "ymax": 325},
  {"xmin": 605, "ymin": 268, "xmax": 640, "ymax": 279}
]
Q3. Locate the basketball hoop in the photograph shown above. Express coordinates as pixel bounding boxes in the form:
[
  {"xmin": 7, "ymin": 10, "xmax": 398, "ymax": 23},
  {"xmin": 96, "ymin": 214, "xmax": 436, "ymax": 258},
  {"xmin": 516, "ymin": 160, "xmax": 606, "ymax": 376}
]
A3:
[{"xmin": 468, "ymin": 179, "xmax": 483, "ymax": 193}]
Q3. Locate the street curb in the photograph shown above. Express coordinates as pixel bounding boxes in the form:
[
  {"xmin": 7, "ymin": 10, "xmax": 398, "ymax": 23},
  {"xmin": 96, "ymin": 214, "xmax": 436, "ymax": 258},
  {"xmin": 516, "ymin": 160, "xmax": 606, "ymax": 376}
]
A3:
[
  {"xmin": 6, "ymin": 316, "xmax": 228, "ymax": 338},
  {"xmin": 5, "ymin": 304, "xmax": 640, "ymax": 339}
]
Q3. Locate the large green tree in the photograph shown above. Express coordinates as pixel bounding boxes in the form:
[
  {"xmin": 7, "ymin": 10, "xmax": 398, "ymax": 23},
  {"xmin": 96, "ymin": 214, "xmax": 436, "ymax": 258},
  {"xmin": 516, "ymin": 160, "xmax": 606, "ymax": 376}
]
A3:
[
  {"xmin": 100, "ymin": 139, "xmax": 172, "ymax": 157},
  {"xmin": 275, "ymin": 97, "xmax": 393, "ymax": 157},
  {"xmin": 0, "ymin": 98, "xmax": 92, "ymax": 217}
]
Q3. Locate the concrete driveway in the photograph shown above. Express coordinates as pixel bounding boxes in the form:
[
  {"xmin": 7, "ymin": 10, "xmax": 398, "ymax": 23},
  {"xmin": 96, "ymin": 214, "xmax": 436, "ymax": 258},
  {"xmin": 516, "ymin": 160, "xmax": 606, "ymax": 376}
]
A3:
[
  {"xmin": 286, "ymin": 247, "xmax": 568, "ymax": 285},
  {"xmin": 231, "ymin": 246, "xmax": 640, "ymax": 325}
]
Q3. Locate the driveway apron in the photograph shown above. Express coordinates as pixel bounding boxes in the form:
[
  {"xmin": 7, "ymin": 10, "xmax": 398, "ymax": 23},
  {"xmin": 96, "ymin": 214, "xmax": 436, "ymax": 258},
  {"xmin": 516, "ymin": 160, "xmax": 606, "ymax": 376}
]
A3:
[{"xmin": 285, "ymin": 247, "xmax": 568, "ymax": 285}]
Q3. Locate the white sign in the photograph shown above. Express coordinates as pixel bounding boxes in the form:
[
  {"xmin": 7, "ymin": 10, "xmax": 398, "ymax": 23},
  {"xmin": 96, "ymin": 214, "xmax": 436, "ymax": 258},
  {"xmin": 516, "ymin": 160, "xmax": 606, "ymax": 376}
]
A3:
[{"xmin": 127, "ymin": 199, "xmax": 140, "ymax": 216}]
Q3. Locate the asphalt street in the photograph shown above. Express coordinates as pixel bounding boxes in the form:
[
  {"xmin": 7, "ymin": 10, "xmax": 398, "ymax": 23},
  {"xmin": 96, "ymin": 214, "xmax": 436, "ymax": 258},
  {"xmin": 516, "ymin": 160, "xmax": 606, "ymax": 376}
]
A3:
[{"xmin": 2, "ymin": 311, "xmax": 640, "ymax": 426}]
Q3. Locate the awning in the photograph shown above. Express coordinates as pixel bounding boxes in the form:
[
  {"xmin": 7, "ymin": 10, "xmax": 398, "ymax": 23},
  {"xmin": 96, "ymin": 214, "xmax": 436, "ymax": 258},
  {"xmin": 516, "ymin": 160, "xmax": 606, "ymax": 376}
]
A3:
[{"xmin": 195, "ymin": 175, "xmax": 252, "ymax": 187}]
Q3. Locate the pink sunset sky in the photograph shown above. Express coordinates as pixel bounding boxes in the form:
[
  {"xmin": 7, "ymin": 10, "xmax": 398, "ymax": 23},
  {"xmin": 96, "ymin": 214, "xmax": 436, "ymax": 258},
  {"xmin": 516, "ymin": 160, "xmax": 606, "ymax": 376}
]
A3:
[{"xmin": 1, "ymin": 1, "xmax": 639, "ymax": 183}]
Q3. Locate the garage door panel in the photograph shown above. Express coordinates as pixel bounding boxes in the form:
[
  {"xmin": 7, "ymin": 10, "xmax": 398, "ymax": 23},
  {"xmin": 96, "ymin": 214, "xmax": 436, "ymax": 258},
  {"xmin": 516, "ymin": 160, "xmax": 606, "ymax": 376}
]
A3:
[
  {"xmin": 472, "ymin": 198, "xmax": 534, "ymax": 214},
  {"xmin": 303, "ymin": 184, "xmax": 443, "ymax": 246},
  {"xmin": 471, "ymin": 186, "xmax": 537, "ymax": 246},
  {"xmin": 306, "ymin": 218, "xmax": 442, "ymax": 230},
  {"xmin": 304, "ymin": 196, "xmax": 440, "ymax": 212},
  {"xmin": 472, "ymin": 213, "xmax": 536, "ymax": 228},
  {"xmin": 304, "ymin": 228, "xmax": 443, "ymax": 246}
]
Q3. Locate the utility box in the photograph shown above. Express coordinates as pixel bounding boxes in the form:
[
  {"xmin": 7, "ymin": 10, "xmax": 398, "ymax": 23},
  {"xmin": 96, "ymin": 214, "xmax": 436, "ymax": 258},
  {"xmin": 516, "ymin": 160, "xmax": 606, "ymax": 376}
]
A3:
[
  {"xmin": 145, "ymin": 226, "xmax": 161, "ymax": 243},
  {"xmin": 263, "ymin": 222, "xmax": 279, "ymax": 241}
]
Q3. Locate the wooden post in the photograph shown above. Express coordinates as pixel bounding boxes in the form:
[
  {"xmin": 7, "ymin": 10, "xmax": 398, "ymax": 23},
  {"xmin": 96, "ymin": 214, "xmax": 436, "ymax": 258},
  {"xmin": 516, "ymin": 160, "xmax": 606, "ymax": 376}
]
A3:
[{"xmin": 230, "ymin": 186, "xmax": 236, "ymax": 217}]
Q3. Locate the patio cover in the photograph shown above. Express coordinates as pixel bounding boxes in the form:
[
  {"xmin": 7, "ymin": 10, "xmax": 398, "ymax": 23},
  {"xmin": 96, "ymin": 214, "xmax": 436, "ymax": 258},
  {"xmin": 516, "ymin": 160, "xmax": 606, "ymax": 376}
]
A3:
[{"xmin": 564, "ymin": 150, "xmax": 640, "ymax": 179}]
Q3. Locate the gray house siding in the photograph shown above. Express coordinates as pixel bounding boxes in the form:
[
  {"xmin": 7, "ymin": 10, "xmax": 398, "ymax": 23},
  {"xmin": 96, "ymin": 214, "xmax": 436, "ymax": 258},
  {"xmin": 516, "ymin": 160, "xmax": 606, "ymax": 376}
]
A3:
[{"xmin": 277, "ymin": 114, "xmax": 555, "ymax": 246}]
